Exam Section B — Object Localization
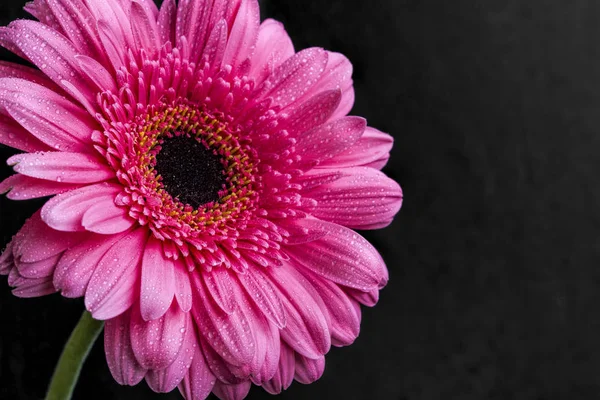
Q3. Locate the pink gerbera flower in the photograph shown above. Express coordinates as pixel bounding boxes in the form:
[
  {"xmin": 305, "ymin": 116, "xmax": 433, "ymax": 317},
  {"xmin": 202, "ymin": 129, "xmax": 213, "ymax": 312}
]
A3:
[{"xmin": 0, "ymin": 0, "xmax": 402, "ymax": 399}]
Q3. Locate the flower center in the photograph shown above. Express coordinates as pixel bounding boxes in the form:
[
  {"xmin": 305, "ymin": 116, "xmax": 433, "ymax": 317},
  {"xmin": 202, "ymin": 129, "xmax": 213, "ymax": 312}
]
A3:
[{"xmin": 154, "ymin": 134, "xmax": 227, "ymax": 209}]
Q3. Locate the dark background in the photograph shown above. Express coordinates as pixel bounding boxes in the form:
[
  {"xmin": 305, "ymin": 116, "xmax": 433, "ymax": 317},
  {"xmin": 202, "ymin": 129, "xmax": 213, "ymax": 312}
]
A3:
[{"xmin": 2, "ymin": 0, "xmax": 600, "ymax": 399}]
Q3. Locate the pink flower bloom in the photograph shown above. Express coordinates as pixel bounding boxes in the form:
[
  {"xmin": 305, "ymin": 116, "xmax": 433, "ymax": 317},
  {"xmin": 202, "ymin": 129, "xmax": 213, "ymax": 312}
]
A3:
[{"xmin": 0, "ymin": 0, "xmax": 402, "ymax": 398}]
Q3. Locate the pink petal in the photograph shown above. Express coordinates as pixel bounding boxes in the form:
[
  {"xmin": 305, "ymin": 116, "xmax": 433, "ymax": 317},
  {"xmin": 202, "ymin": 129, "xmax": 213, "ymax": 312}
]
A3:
[
  {"xmin": 15, "ymin": 253, "xmax": 61, "ymax": 279},
  {"xmin": 54, "ymin": 232, "xmax": 128, "ymax": 298},
  {"xmin": 83, "ymin": 0, "xmax": 134, "ymax": 68},
  {"xmin": 315, "ymin": 52, "xmax": 355, "ymax": 119},
  {"xmin": 43, "ymin": 0, "xmax": 109, "ymax": 66},
  {"xmin": 130, "ymin": 301, "xmax": 187, "ymax": 370},
  {"xmin": 190, "ymin": 273, "xmax": 255, "ymax": 367},
  {"xmin": 11, "ymin": 210, "xmax": 80, "ymax": 263},
  {"xmin": 85, "ymin": 228, "xmax": 147, "ymax": 320},
  {"xmin": 201, "ymin": 268, "xmax": 236, "ymax": 314},
  {"xmin": 249, "ymin": 19, "xmax": 295, "ymax": 84},
  {"xmin": 221, "ymin": 0, "xmax": 260, "ymax": 71},
  {"xmin": 267, "ymin": 264, "xmax": 331, "ymax": 359},
  {"xmin": 237, "ymin": 268, "xmax": 286, "ymax": 329},
  {"xmin": 199, "ymin": 337, "xmax": 246, "ymax": 385},
  {"xmin": 300, "ymin": 269, "xmax": 360, "ymax": 347},
  {"xmin": 294, "ymin": 116, "xmax": 366, "ymax": 169},
  {"xmin": 11, "ymin": 273, "xmax": 56, "ymax": 298},
  {"xmin": 249, "ymin": 318, "xmax": 280, "ymax": 385},
  {"xmin": 0, "ymin": 242, "xmax": 14, "ymax": 276},
  {"xmin": 345, "ymin": 287, "xmax": 380, "ymax": 307},
  {"xmin": 202, "ymin": 19, "xmax": 228, "ymax": 71},
  {"xmin": 176, "ymin": 0, "xmax": 211, "ymax": 60},
  {"xmin": 146, "ymin": 313, "xmax": 196, "ymax": 392},
  {"xmin": 261, "ymin": 342, "xmax": 295, "ymax": 395},
  {"xmin": 281, "ymin": 89, "xmax": 342, "ymax": 135},
  {"xmin": 321, "ymin": 126, "xmax": 394, "ymax": 170},
  {"xmin": 157, "ymin": 0, "xmax": 177, "ymax": 44},
  {"xmin": 8, "ymin": 152, "xmax": 113, "ymax": 184},
  {"xmin": 304, "ymin": 166, "xmax": 403, "ymax": 230},
  {"xmin": 174, "ymin": 260, "xmax": 193, "ymax": 312},
  {"xmin": 255, "ymin": 48, "xmax": 328, "ymax": 110},
  {"xmin": 0, "ymin": 78, "xmax": 96, "ymax": 151},
  {"xmin": 104, "ymin": 310, "xmax": 147, "ymax": 386},
  {"xmin": 140, "ymin": 235, "xmax": 176, "ymax": 321},
  {"xmin": 41, "ymin": 182, "xmax": 121, "ymax": 232},
  {"xmin": 178, "ymin": 343, "xmax": 216, "ymax": 400},
  {"xmin": 212, "ymin": 381, "xmax": 251, "ymax": 400},
  {"xmin": 0, "ymin": 60, "xmax": 61, "ymax": 91},
  {"xmin": 294, "ymin": 354, "xmax": 325, "ymax": 384},
  {"xmin": 75, "ymin": 55, "xmax": 117, "ymax": 93},
  {"xmin": 130, "ymin": 0, "xmax": 161, "ymax": 56},
  {"xmin": 82, "ymin": 200, "xmax": 135, "ymax": 234},
  {"xmin": 0, "ymin": 174, "xmax": 81, "ymax": 201},
  {"xmin": 285, "ymin": 218, "xmax": 388, "ymax": 291},
  {"xmin": 3, "ymin": 20, "xmax": 97, "ymax": 108},
  {"xmin": 0, "ymin": 113, "xmax": 50, "ymax": 153}
]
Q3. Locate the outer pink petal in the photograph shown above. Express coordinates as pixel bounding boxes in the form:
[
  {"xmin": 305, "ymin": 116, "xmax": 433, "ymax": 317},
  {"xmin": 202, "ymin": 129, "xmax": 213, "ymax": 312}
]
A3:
[
  {"xmin": 54, "ymin": 232, "xmax": 128, "ymax": 298},
  {"xmin": 267, "ymin": 264, "xmax": 331, "ymax": 359},
  {"xmin": 41, "ymin": 182, "xmax": 122, "ymax": 232},
  {"xmin": 176, "ymin": 0, "xmax": 212, "ymax": 60},
  {"xmin": 300, "ymin": 269, "xmax": 361, "ymax": 347},
  {"xmin": 254, "ymin": 48, "xmax": 328, "ymax": 111},
  {"xmin": 304, "ymin": 166, "xmax": 403, "ymax": 230},
  {"xmin": 221, "ymin": 0, "xmax": 260, "ymax": 71},
  {"xmin": 190, "ymin": 273, "xmax": 255, "ymax": 367},
  {"xmin": 345, "ymin": 287, "xmax": 380, "ymax": 307},
  {"xmin": 130, "ymin": 0, "xmax": 161, "ymax": 56},
  {"xmin": 8, "ymin": 152, "xmax": 113, "ymax": 184},
  {"xmin": 84, "ymin": 228, "xmax": 147, "ymax": 320},
  {"xmin": 212, "ymin": 381, "xmax": 251, "ymax": 400},
  {"xmin": 104, "ymin": 309, "xmax": 147, "ymax": 386},
  {"xmin": 0, "ymin": 174, "xmax": 81, "ymax": 200},
  {"xmin": 321, "ymin": 126, "xmax": 394, "ymax": 170},
  {"xmin": 201, "ymin": 268, "xmax": 236, "ymax": 315},
  {"xmin": 0, "ymin": 78, "xmax": 96, "ymax": 151},
  {"xmin": 0, "ymin": 61, "xmax": 61, "ymax": 91},
  {"xmin": 0, "ymin": 113, "xmax": 51, "ymax": 153},
  {"xmin": 294, "ymin": 116, "xmax": 366, "ymax": 169},
  {"xmin": 178, "ymin": 343, "xmax": 216, "ymax": 400},
  {"xmin": 43, "ymin": 0, "xmax": 109, "ymax": 66},
  {"xmin": 318, "ymin": 52, "xmax": 355, "ymax": 119},
  {"xmin": 280, "ymin": 89, "xmax": 341, "ymax": 136},
  {"xmin": 130, "ymin": 302, "xmax": 187, "ymax": 370},
  {"xmin": 174, "ymin": 259, "xmax": 193, "ymax": 312},
  {"xmin": 15, "ymin": 253, "xmax": 62, "ymax": 279},
  {"xmin": 249, "ymin": 318, "xmax": 280, "ymax": 385},
  {"xmin": 82, "ymin": 200, "xmax": 135, "ymax": 234},
  {"xmin": 10, "ymin": 210, "xmax": 80, "ymax": 263},
  {"xmin": 249, "ymin": 19, "xmax": 294, "ymax": 84},
  {"xmin": 9, "ymin": 270, "xmax": 56, "ymax": 298},
  {"xmin": 157, "ymin": 0, "xmax": 177, "ymax": 44},
  {"xmin": 0, "ymin": 242, "xmax": 14, "ymax": 276},
  {"xmin": 1, "ymin": 20, "xmax": 97, "ymax": 109},
  {"xmin": 294, "ymin": 354, "xmax": 325, "ymax": 384},
  {"xmin": 237, "ymin": 268, "xmax": 286, "ymax": 329},
  {"xmin": 261, "ymin": 342, "xmax": 295, "ymax": 395},
  {"xmin": 83, "ymin": 0, "xmax": 135, "ymax": 69},
  {"xmin": 140, "ymin": 235, "xmax": 176, "ymax": 321},
  {"xmin": 285, "ymin": 218, "xmax": 388, "ymax": 291},
  {"xmin": 145, "ymin": 313, "xmax": 196, "ymax": 392}
]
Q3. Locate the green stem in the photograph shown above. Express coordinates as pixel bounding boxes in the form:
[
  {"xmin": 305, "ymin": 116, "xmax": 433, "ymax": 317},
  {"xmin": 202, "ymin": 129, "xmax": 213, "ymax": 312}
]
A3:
[{"xmin": 45, "ymin": 311, "xmax": 104, "ymax": 400}]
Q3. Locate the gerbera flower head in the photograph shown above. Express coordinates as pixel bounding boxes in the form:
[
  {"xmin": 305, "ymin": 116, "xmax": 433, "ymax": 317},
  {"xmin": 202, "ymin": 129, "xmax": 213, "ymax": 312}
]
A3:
[{"xmin": 0, "ymin": 0, "xmax": 402, "ymax": 398}]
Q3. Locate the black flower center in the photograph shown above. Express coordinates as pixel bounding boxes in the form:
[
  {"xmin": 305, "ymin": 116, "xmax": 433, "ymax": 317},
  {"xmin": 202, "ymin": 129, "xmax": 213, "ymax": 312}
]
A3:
[{"xmin": 154, "ymin": 134, "xmax": 226, "ymax": 209}]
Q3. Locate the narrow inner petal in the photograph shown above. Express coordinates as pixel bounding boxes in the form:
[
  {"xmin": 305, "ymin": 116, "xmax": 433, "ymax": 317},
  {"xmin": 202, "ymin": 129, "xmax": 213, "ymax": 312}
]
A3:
[{"xmin": 154, "ymin": 134, "xmax": 226, "ymax": 209}]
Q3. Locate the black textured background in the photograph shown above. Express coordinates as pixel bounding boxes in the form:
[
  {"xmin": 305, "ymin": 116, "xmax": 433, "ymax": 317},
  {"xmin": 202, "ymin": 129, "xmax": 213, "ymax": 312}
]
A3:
[{"xmin": 2, "ymin": 0, "xmax": 600, "ymax": 399}]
